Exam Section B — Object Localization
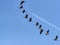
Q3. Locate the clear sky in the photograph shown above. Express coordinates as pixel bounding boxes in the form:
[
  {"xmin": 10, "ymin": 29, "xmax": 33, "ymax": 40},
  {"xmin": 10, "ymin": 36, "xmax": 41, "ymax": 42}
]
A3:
[{"xmin": 0, "ymin": 0, "xmax": 60, "ymax": 45}]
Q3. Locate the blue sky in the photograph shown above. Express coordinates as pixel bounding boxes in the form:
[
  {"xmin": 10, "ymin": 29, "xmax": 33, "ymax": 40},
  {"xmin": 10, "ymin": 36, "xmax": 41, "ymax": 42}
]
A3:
[{"xmin": 0, "ymin": 0, "xmax": 60, "ymax": 45}]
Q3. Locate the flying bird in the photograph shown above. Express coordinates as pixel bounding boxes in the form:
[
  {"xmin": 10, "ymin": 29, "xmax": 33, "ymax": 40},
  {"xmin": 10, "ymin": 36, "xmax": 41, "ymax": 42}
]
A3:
[
  {"xmin": 54, "ymin": 35, "xmax": 58, "ymax": 41},
  {"xmin": 19, "ymin": 5, "xmax": 23, "ymax": 9},
  {"xmin": 25, "ymin": 14, "xmax": 28, "ymax": 18},
  {"xmin": 35, "ymin": 22, "xmax": 39, "ymax": 26},
  {"xmin": 20, "ymin": 0, "xmax": 25, "ymax": 5},
  {"xmin": 45, "ymin": 30, "xmax": 49, "ymax": 35},
  {"xmin": 29, "ymin": 18, "xmax": 32, "ymax": 22},
  {"xmin": 40, "ymin": 29, "xmax": 43, "ymax": 34},
  {"xmin": 38, "ymin": 24, "xmax": 42, "ymax": 29},
  {"xmin": 22, "ymin": 10, "xmax": 25, "ymax": 13}
]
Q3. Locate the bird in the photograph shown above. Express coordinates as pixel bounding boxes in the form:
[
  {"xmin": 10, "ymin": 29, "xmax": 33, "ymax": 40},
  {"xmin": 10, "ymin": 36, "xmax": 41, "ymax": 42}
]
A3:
[
  {"xmin": 54, "ymin": 35, "xmax": 58, "ymax": 41},
  {"xmin": 19, "ymin": 5, "xmax": 23, "ymax": 9},
  {"xmin": 45, "ymin": 30, "xmax": 49, "ymax": 35},
  {"xmin": 20, "ymin": 0, "xmax": 25, "ymax": 5},
  {"xmin": 29, "ymin": 18, "xmax": 32, "ymax": 22},
  {"xmin": 38, "ymin": 24, "xmax": 42, "ymax": 29},
  {"xmin": 40, "ymin": 29, "xmax": 43, "ymax": 34},
  {"xmin": 25, "ymin": 14, "xmax": 28, "ymax": 18},
  {"xmin": 35, "ymin": 22, "xmax": 39, "ymax": 26},
  {"xmin": 22, "ymin": 10, "xmax": 25, "ymax": 13}
]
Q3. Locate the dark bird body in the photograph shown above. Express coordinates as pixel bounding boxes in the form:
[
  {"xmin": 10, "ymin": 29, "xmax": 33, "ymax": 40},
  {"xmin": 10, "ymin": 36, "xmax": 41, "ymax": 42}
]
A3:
[
  {"xmin": 25, "ymin": 14, "xmax": 28, "ymax": 18},
  {"xmin": 40, "ymin": 29, "xmax": 43, "ymax": 34},
  {"xmin": 45, "ymin": 30, "xmax": 49, "ymax": 35},
  {"xmin": 20, "ymin": 1, "xmax": 25, "ymax": 5},
  {"xmin": 19, "ymin": 5, "xmax": 23, "ymax": 9},
  {"xmin": 35, "ymin": 22, "xmax": 39, "ymax": 26},
  {"xmin": 38, "ymin": 25, "xmax": 42, "ymax": 29},
  {"xmin": 54, "ymin": 35, "xmax": 58, "ymax": 41},
  {"xmin": 29, "ymin": 18, "xmax": 32, "ymax": 22},
  {"xmin": 22, "ymin": 10, "xmax": 25, "ymax": 13}
]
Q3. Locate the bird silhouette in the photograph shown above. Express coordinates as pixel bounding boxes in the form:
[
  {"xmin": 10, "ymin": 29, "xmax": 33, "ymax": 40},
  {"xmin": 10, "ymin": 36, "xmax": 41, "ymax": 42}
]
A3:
[
  {"xmin": 40, "ymin": 29, "xmax": 43, "ymax": 34},
  {"xmin": 22, "ymin": 10, "xmax": 25, "ymax": 13},
  {"xmin": 29, "ymin": 18, "xmax": 32, "ymax": 22},
  {"xmin": 35, "ymin": 22, "xmax": 39, "ymax": 26},
  {"xmin": 54, "ymin": 35, "xmax": 58, "ymax": 41},
  {"xmin": 38, "ymin": 24, "xmax": 42, "ymax": 29},
  {"xmin": 20, "ymin": 0, "xmax": 25, "ymax": 5},
  {"xmin": 25, "ymin": 14, "xmax": 28, "ymax": 18},
  {"xmin": 45, "ymin": 30, "xmax": 49, "ymax": 35},
  {"xmin": 19, "ymin": 5, "xmax": 23, "ymax": 9}
]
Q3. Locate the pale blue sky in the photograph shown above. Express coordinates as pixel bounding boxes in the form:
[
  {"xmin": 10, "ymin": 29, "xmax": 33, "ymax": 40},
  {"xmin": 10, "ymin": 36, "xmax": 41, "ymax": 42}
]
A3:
[{"xmin": 0, "ymin": 0, "xmax": 60, "ymax": 45}]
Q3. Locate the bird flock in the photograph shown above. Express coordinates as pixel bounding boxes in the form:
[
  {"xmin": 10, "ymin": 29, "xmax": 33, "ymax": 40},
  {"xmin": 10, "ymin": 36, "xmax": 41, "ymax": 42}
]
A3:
[{"xmin": 19, "ymin": 0, "xmax": 58, "ymax": 41}]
